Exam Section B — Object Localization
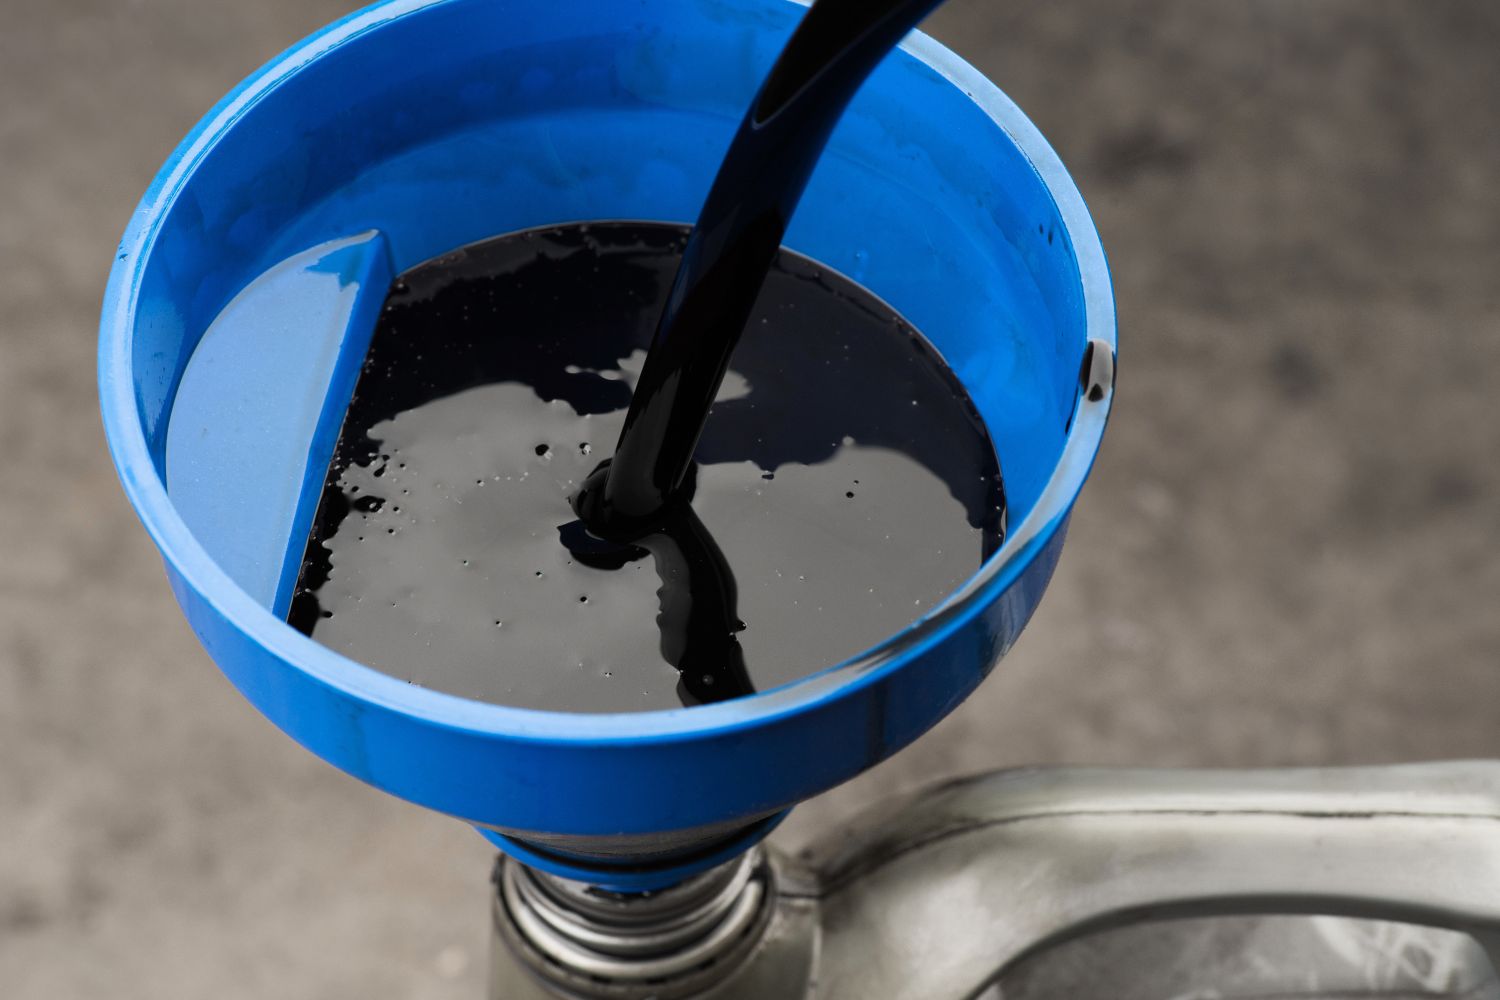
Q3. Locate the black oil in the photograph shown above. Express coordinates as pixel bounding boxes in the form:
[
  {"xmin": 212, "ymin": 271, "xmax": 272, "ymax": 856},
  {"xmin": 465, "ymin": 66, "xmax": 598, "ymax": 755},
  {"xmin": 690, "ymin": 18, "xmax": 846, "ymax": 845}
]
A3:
[
  {"xmin": 576, "ymin": 0, "xmax": 949, "ymax": 531},
  {"xmin": 289, "ymin": 222, "xmax": 1004, "ymax": 713},
  {"xmin": 292, "ymin": 0, "xmax": 974, "ymax": 712}
]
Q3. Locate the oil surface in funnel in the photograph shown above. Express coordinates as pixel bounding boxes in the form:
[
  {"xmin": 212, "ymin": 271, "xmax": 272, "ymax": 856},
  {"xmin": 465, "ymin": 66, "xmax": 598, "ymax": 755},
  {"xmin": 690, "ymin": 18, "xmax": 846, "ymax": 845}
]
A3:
[{"xmin": 289, "ymin": 222, "xmax": 1004, "ymax": 712}]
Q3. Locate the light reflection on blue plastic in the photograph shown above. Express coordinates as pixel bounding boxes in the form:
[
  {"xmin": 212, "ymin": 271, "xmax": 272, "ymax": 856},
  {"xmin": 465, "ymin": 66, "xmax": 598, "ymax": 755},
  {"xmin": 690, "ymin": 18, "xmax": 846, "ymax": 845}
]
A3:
[{"xmin": 166, "ymin": 232, "xmax": 391, "ymax": 614}]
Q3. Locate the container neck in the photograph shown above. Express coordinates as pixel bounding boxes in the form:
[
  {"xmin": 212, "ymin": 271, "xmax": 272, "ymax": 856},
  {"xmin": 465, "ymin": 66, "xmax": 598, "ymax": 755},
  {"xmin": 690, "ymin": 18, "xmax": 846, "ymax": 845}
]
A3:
[{"xmin": 492, "ymin": 850, "xmax": 773, "ymax": 999}]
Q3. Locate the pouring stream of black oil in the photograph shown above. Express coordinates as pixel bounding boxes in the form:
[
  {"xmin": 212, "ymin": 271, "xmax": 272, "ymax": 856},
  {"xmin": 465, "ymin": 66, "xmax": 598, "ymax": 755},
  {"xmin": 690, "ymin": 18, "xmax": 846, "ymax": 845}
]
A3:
[
  {"xmin": 568, "ymin": 0, "xmax": 953, "ymax": 700},
  {"xmin": 576, "ymin": 0, "xmax": 949, "ymax": 532}
]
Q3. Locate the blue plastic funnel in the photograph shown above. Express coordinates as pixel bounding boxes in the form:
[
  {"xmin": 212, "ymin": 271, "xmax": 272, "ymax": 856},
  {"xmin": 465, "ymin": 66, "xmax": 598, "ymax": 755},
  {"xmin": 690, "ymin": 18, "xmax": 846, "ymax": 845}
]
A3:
[{"xmin": 99, "ymin": 0, "xmax": 1115, "ymax": 888}]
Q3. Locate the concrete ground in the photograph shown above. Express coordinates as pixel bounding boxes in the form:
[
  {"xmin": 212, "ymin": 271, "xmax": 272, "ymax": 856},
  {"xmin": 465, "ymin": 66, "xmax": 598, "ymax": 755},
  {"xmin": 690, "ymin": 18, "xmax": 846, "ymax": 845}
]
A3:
[{"xmin": 2, "ymin": 1, "xmax": 1497, "ymax": 997}]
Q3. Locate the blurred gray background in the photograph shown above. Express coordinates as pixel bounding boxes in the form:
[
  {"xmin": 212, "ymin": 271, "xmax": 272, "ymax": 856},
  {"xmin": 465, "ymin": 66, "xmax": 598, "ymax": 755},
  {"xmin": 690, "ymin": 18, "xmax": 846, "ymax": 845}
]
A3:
[{"xmin": 2, "ymin": 1, "xmax": 1497, "ymax": 997}]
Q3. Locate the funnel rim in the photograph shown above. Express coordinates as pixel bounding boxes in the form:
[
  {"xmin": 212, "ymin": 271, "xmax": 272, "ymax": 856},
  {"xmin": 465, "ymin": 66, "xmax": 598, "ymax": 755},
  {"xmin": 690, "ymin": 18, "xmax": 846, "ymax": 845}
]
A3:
[{"xmin": 99, "ymin": 0, "xmax": 1115, "ymax": 748}]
